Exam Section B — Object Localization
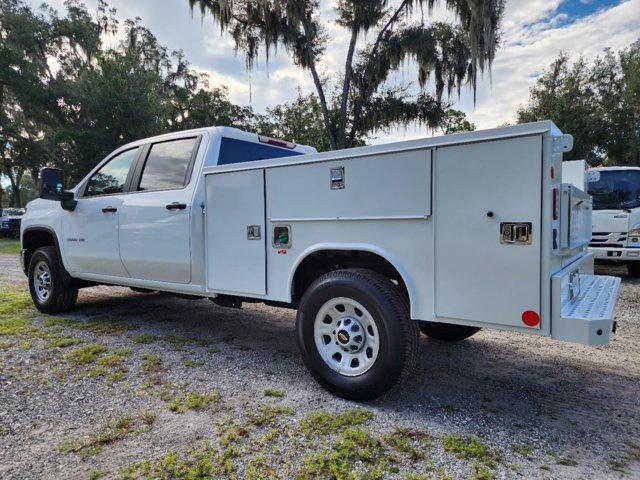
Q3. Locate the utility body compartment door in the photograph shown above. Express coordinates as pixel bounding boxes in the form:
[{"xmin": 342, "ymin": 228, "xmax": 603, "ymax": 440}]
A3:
[
  {"xmin": 205, "ymin": 169, "xmax": 266, "ymax": 296},
  {"xmin": 434, "ymin": 135, "xmax": 542, "ymax": 328}
]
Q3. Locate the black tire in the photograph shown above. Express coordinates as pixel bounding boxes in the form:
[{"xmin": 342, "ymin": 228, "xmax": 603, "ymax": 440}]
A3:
[
  {"xmin": 419, "ymin": 321, "xmax": 480, "ymax": 341},
  {"xmin": 28, "ymin": 246, "xmax": 78, "ymax": 314},
  {"xmin": 627, "ymin": 262, "xmax": 640, "ymax": 278},
  {"xmin": 296, "ymin": 268, "xmax": 420, "ymax": 401}
]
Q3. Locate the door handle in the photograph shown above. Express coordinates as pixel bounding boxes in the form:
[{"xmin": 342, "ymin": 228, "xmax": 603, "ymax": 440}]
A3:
[
  {"xmin": 166, "ymin": 202, "xmax": 187, "ymax": 210},
  {"xmin": 101, "ymin": 206, "xmax": 117, "ymax": 213}
]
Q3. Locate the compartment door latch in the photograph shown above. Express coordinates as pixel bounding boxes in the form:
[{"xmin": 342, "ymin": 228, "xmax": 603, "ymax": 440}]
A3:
[{"xmin": 500, "ymin": 222, "xmax": 532, "ymax": 245}]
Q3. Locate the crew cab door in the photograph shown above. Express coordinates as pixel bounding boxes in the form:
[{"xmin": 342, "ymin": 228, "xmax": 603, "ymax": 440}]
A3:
[
  {"xmin": 61, "ymin": 147, "xmax": 140, "ymax": 277},
  {"xmin": 118, "ymin": 136, "xmax": 201, "ymax": 284}
]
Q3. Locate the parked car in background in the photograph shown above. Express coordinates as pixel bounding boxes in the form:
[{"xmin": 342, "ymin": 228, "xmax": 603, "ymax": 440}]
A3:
[{"xmin": 1, "ymin": 208, "xmax": 24, "ymax": 238}]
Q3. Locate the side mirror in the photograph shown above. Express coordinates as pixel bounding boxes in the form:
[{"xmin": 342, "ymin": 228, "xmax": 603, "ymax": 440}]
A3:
[{"xmin": 39, "ymin": 168, "xmax": 64, "ymax": 200}]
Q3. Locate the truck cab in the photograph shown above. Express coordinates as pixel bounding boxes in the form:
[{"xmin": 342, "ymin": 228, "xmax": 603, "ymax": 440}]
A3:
[{"xmin": 586, "ymin": 167, "xmax": 640, "ymax": 276}]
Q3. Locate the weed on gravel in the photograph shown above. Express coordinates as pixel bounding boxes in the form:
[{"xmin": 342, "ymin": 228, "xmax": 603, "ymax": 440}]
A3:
[
  {"xmin": 44, "ymin": 315, "xmax": 137, "ymax": 335},
  {"xmin": 168, "ymin": 390, "xmax": 221, "ymax": 413},
  {"xmin": 299, "ymin": 408, "xmax": 373, "ymax": 436},
  {"xmin": 263, "ymin": 388, "xmax": 285, "ymax": 398},
  {"xmin": 58, "ymin": 411, "xmax": 156, "ymax": 458}
]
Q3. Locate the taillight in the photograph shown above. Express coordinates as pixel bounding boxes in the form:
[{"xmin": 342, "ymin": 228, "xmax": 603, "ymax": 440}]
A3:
[{"xmin": 552, "ymin": 187, "xmax": 559, "ymax": 220}]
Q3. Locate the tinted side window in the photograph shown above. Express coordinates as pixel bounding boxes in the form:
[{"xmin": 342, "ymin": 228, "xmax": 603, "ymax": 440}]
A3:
[
  {"xmin": 216, "ymin": 137, "xmax": 302, "ymax": 166},
  {"xmin": 138, "ymin": 138, "xmax": 198, "ymax": 191},
  {"xmin": 85, "ymin": 148, "xmax": 138, "ymax": 197}
]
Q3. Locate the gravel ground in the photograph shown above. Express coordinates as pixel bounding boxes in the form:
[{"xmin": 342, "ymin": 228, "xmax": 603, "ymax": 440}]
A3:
[{"xmin": 0, "ymin": 252, "xmax": 639, "ymax": 480}]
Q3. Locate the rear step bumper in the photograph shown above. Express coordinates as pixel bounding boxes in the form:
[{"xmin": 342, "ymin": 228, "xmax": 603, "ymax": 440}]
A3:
[{"xmin": 551, "ymin": 254, "xmax": 621, "ymax": 345}]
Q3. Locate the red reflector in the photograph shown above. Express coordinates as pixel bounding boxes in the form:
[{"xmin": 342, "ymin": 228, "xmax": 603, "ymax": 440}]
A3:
[
  {"xmin": 550, "ymin": 166, "xmax": 555, "ymax": 179},
  {"xmin": 552, "ymin": 188, "xmax": 559, "ymax": 220},
  {"xmin": 258, "ymin": 134, "xmax": 296, "ymax": 149},
  {"xmin": 522, "ymin": 310, "xmax": 540, "ymax": 327}
]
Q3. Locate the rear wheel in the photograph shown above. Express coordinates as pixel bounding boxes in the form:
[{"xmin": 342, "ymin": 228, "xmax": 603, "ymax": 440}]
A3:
[
  {"xmin": 419, "ymin": 321, "xmax": 480, "ymax": 341},
  {"xmin": 296, "ymin": 268, "xmax": 419, "ymax": 401},
  {"xmin": 28, "ymin": 246, "xmax": 78, "ymax": 314},
  {"xmin": 627, "ymin": 262, "xmax": 640, "ymax": 278}
]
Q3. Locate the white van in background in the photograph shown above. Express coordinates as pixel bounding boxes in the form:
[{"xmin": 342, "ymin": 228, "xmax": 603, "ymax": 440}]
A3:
[{"xmin": 566, "ymin": 163, "xmax": 640, "ymax": 277}]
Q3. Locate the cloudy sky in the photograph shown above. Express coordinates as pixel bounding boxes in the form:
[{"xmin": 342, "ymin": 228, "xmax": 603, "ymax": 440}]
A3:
[{"xmin": 26, "ymin": 0, "xmax": 640, "ymax": 143}]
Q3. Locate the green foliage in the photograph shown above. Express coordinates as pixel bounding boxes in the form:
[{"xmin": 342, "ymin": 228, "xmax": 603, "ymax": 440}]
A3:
[
  {"xmin": 263, "ymin": 388, "xmax": 285, "ymax": 398},
  {"xmin": 442, "ymin": 435, "xmax": 500, "ymax": 468},
  {"xmin": 167, "ymin": 390, "xmax": 221, "ymax": 413},
  {"xmin": 189, "ymin": 0, "xmax": 503, "ymax": 149},
  {"xmin": 64, "ymin": 344, "xmax": 108, "ymax": 366},
  {"xmin": 517, "ymin": 41, "xmax": 640, "ymax": 165},
  {"xmin": 141, "ymin": 351, "xmax": 162, "ymax": 372},
  {"xmin": 58, "ymin": 411, "xmax": 155, "ymax": 457},
  {"xmin": 129, "ymin": 333, "xmax": 156, "ymax": 344},
  {"xmin": 299, "ymin": 408, "xmax": 373, "ymax": 436},
  {"xmin": 0, "ymin": 289, "xmax": 32, "ymax": 316},
  {"xmin": 0, "ymin": 240, "xmax": 20, "ymax": 254},
  {"xmin": 297, "ymin": 427, "xmax": 387, "ymax": 479}
]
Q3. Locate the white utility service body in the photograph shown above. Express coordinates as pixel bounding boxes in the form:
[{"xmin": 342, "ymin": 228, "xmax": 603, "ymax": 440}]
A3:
[{"xmin": 21, "ymin": 121, "xmax": 621, "ymax": 399}]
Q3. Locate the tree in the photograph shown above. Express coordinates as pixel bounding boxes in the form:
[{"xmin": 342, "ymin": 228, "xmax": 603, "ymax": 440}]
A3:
[
  {"xmin": 516, "ymin": 42, "xmax": 640, "ymax": 166},
  {"xmin": 440, "ymin": 108, "xmax": 475, "ymax": 134},
  {"xmin": 187, "ymin": 0, "xmax": 504, "ymax": 149}
]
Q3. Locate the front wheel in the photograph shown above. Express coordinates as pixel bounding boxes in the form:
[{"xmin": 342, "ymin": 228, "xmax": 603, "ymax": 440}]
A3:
[
  {"xmin": 28, "ymin": 246, "xmax": 78, "ymax": 314},
  {"xmin": 296, "ymin": 269, "xmax": 419, "ymax": 401}
]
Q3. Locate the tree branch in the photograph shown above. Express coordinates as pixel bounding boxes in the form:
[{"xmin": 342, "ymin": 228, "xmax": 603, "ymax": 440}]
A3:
[
  {"xmin": 336, "ymin": 26, "xmax": 359, "ymax": 149},
  {"xmin": 300, "ymin": 13, "xmax": 336, "ymax": 150},
  {"xmin": 348, "ymin": 0, "xmax": 411, "ymax": 146}
]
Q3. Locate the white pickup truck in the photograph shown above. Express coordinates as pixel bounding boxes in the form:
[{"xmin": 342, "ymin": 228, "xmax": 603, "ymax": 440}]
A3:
[{"xmin": 21, "ymin": 121, "xmax": 621, "ymax": 400}]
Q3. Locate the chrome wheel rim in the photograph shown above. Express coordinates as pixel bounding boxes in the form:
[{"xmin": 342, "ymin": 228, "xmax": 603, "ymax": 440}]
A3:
[
  {"xmin": 33, "ymin": 260, "xmax": 52, "ymax": 303},
  {"xmin": 313, "ymin": 297, "xmax": 380, "ymax": 377}
]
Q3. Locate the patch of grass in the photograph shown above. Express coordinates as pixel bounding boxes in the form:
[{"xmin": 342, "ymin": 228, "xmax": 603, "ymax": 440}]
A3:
[
  {"xmin": 0, "ymin": 240, "xmax": 20, "ymax": 254},
  {"xmin": 58, "ymin": 411, "xmax": 155, "ymax": 457},
  {"xmin": 161, "ymin": 334, "xmax": 207, "ymax": 350},
  {"xmin": 141, "ymin": 352, "xmax": 162, "ymax": 373},
  {"xmin": 184, "ymin": 358, "xmax": 205, "ymax": 368},
  {"xmin": 248, "ymin": 405, "xmax": 292, "ymax": 427},
  {"xmin": 555, "ymin": 456, "xmax": 578, "ymax": 466},
  {"xmin": 609, "ymin": 441, "xmax": 640, "ymax": 474},
  {"xmin": 0, "ymin": 289, "xmax": 32, "ymax": 316},
  {"xmin": 264, "ymin": 388, "xmax": 285, "ymax": 398},
  {"xmin": 245, "ymin": 453, "xmax": 278, "ymax": 480},
  {"xmin": 298, "ymin": 427, "xmax": 387, "ymax": 479},
  {"xmin": 44, "ymin": 316, "xmax": 136, "ymax": 335},
  {"xmin": 442, "ymin": 435, "xmax": 500, "ymax": 469},
  {"xmin": 119, "ymin": 442, "xmax": 218, "ymax": 479},
  {"xmin": 167, "ymin": 390, "xmax": 221, "ymax": 413},
  {"xmin": 130, "ymin": 333, "xmax": 156, "ymax": 344},
  {"xmin": 65, "ymin": 344, "xmax": 108, "ymax": 367},
  {"xmin": 0, "ymin": 315, "xmax": 30, "ymax": 336},
  {"xmin": 46, "ymin": 335, "xmax": 79, "ymax": 348},
  {"xmin": 300, "ymin": 408, "xmax": 373, "ymax": 436},
  {"xmin": 88, "ymin": 470, "xmax": 106, "ymax": 480},
  {"xmin": 207, "ymin": 345, "xmax": 220, "ymax": 354},
  {"xmin": 512, "ymin": 443, "xmax": 533, "ymax": 458},
  {"xmin": 385, "ymin": 428, "xmax": 431, "ymax": 461}
]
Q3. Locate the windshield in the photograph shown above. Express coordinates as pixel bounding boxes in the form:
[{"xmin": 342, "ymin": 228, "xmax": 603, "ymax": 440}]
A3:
[
  {"xmin": 1, "ymin": 208, "xmax": 24, "ymax": 216},
  {"xmin": 587, "ymin": 170, "xmax": 640, "ymax": 210}
]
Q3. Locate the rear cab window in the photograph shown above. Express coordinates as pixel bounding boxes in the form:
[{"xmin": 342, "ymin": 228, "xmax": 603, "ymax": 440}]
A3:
[
  {"xmin": 216, "ymin": 137, "xmax": 303, "ymax": 166},
  {"xmin": 138, "ymin": 137, "xmax": 199, "ymax": 191}
]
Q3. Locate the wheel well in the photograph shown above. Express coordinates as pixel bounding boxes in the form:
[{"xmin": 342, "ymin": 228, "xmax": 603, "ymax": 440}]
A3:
[
  {"xmin": 22, "ymin": 228, "xmax": 57, "ymax": 270},
  {"xmin": 291, "ymin": 250, "xmax": 409, "ymax": 305}
]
